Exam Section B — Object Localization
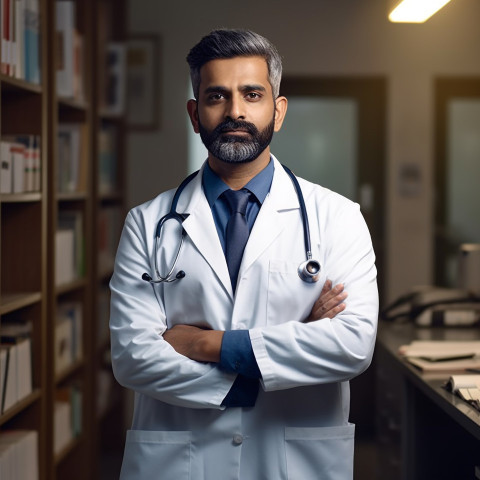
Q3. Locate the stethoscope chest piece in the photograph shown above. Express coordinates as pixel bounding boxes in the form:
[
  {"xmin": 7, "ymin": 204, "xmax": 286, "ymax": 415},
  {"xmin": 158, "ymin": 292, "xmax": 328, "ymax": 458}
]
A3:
[{"xmin": 298, "ymin": 259, "xmax": 321, "ymax": 283}]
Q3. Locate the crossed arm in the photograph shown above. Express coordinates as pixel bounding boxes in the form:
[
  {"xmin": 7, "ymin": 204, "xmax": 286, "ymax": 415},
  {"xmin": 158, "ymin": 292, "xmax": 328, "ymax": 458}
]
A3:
[{"xmin": 163, "ymin": 279, "xmax": 347, "ymax": 363}]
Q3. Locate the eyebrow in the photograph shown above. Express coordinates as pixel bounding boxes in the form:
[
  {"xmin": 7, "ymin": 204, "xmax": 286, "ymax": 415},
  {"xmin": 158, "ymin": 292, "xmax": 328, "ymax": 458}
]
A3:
[{"xmin": 203, "ymin": 84, "xmax": 267, "ymax": 95}]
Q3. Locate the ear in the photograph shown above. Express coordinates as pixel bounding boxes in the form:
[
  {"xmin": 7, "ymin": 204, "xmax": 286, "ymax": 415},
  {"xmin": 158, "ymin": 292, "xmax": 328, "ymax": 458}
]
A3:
[
  {"xmin": 273, "ymin": 96, "xmax": 288, "ymax": 132},
  {"xmin": 187, "ymin": 99, "xmax": 200, "ymax": 133}
]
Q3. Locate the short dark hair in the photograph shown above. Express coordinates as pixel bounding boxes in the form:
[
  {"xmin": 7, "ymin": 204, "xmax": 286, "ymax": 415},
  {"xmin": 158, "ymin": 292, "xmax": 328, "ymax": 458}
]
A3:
[{"xmin": 186, "ymin": 29, "xmax": 282, "ymax": 99}]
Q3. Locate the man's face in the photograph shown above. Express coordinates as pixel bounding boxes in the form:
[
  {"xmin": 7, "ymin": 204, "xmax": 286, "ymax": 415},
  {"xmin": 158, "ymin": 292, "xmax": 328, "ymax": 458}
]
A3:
[{"xmin": 189, "ymin": 56, "xmax": 283, "ymax": 164}]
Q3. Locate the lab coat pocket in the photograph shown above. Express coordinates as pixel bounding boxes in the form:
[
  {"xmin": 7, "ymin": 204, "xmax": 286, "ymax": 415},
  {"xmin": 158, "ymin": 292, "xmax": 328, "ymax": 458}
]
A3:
[
  {"xmin": 120, "ymin": 430, "xmax": 191, "ymax": 480},
  {"xmin": 285, "ymin": 424, "xmax": 355, "ymax": 480},
  {"xmin": 267, "ymin": 260, "xmax": 320, "ymax": 325}
]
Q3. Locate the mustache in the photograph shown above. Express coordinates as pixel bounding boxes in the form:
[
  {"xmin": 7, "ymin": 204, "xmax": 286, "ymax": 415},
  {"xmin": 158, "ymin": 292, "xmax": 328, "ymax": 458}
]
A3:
[{"xmin": 213, "ymin": 119, "xmax": 259, "ymax": 136}]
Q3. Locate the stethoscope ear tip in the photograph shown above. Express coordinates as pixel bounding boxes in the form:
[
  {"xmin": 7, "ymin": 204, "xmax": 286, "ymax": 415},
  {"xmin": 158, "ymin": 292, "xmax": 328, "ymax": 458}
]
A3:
[{"xmin": 142, "ymin": 273, "xmax": 153, "ymax": 282}]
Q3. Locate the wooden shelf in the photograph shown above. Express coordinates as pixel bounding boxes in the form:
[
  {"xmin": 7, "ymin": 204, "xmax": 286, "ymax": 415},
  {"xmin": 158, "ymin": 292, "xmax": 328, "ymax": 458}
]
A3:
[
  {"xmin": 0, "ymin": 0, "xmax": 126, "ymax": 480},
  {"xmin": 56, "ymin": 192, "xmax": 89, "ymax": 202},
  {"xmin": 55, "ymin": 278, "xmax": 88, "ymax": 296},
  {"xmin": 0, "ymin": 292, "xmax": 42, "ymax": 314},
  {"xmin": 55, "ymin": 358, "xmax": 85, "ymax": 385},
  {"xmin": 57, "ymin": 97, "xmax": 89, "ymax": 112},
  {"xmin": 0, "ymin": 1, "xmax": 127, "ymax": 479},
  {"xmin": 0, "ymin": 193, "xmax": 43, "ymax": 203},
  {"xmin": 54, "ymin": 435, "xmax": 84, "ymax": 465},
  {"xmin": 0, "ymin": 390, "xmax": 42, "ymax": 426},
  {"xmin": 0, "ymin": 75, "xmax": 43, "ymax": 94}
]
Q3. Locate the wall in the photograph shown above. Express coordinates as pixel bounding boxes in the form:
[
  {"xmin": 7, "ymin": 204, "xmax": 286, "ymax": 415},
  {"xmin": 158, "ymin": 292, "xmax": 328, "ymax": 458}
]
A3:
[{"xmin": 126, "ymin": 0, "xmax": 480, "ymax": 302}]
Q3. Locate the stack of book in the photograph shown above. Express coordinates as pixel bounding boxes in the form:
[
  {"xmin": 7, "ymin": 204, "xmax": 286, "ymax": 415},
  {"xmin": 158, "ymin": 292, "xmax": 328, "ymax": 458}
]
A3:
[
  {"xmin": 0, "ymin": 135, "xmax": 41, "ymax": 194},
  {"xmin": 55, "ymin": 210, "xmax": 84, "ymax": 286},
  {"xmin": 1, "ymin": 0, "xmax": 41, "ymax": 84},
  {"xmin": 0, "ymin": 321, "xmax": 33, "ymax": 413},
  {"xmin": 55, "ymin": 0, "xmax": 84, "ymax": 101},
  {"xmin": 54, "ymin": 383, "xmax": 82, "ymax": 454},
  {"xmin": 57, "ymin": 124, "xmax": 88, "ymax": 194},
  {"xmin": 55, "ymin": 301, "xmax": 83, "ymax": 375}
]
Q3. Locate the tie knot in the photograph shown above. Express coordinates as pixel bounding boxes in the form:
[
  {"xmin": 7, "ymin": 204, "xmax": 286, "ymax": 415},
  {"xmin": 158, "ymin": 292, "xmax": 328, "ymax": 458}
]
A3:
[{"xmin": 223, "ymin": 189, "xmax": 250, "ymax": 215}]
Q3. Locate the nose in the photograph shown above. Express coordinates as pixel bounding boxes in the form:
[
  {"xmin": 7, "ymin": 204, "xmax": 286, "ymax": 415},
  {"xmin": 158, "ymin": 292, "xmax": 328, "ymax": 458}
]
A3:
[{"xmin": 226, "ymin": 95, "xmax": 245, "ymax": 120}]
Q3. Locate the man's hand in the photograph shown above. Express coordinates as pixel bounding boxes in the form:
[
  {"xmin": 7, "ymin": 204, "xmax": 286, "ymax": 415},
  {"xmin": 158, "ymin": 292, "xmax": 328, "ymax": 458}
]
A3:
[
  {"xmin": 163, "ymin": 325, "xmax": 224, "ymax": 363},
  {"xmin": 304, "ymin": 280, "xmax": 348, "ymax": 323}
]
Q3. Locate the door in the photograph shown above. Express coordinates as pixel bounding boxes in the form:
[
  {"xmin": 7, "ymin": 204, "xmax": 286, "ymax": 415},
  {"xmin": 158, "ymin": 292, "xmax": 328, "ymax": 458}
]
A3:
[{"xmin": 434, "ymin": 78, "xmax": 480, "ymax": 287}]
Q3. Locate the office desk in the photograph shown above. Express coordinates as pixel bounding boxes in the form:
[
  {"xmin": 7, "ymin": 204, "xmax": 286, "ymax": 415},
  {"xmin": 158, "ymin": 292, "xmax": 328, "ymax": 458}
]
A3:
[{"xmin": 376, "ymin": 322, "xmax": 480, "ymax": 480}]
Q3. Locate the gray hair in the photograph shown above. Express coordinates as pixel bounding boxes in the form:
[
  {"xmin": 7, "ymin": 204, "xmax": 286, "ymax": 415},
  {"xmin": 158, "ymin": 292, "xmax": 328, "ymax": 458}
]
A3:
[{"xmin": 186, "ymin": 29, "xmax": 282, "ymax": 100}]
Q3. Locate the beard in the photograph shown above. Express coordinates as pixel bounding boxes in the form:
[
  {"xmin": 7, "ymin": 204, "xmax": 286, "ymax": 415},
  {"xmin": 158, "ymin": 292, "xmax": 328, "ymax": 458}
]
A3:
[{"xmin": 198, "ymin": 116, "xmax": 275, "ymax": 164}]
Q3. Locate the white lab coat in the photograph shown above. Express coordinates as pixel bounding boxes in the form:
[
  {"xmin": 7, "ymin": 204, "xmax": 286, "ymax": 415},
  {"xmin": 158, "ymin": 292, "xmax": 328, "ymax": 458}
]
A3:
[{"xmin": 110, "ymin": 155, "xmax": 378, "ymax": 480}]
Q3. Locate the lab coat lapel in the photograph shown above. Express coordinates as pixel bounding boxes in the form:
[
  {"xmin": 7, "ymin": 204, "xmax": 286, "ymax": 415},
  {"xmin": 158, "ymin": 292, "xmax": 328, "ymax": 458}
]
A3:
[
  {"xmin": 240, "ymin": 160, "xmax": 299, "ymax": 276},
  {"xmin": 177, "ymin": 166, "xmax": 233, "ymax": 299}
]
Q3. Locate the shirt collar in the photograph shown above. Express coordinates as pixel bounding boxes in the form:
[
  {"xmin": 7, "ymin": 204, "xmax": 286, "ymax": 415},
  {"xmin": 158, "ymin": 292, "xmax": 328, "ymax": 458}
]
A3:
[{"xmin": 202, "ymin": 158, "xmax": 274, "ymax": 207}]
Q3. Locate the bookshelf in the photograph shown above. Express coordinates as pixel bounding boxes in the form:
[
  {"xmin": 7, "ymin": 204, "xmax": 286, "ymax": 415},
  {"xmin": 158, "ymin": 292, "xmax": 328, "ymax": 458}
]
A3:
[{"xmin": 0, "ymin": 0, "xmax": 127, "ymax": 479}]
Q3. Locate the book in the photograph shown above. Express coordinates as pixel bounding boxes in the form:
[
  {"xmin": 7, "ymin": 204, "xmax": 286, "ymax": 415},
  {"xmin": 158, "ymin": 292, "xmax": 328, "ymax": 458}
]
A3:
[
  {"xmin": 55, "ymin": 301, "xmax": 83, "ymax": 374},
  {"xmin": 56, "ymin": 383, "xmax": 82, "ymax": 437},
  {"xmin": 1, "ymin": 343, "xmax": 17, "ymax": 412},
  {"xmin": 55, "ymin": 0, "xmax": 75, "ymax": 98},
  {"xmin": 0, "ymin": 430, "xmax": 38, "ymax": 480},
  {"xmin": 14, "ymin": 0, "xmax": 25, "ymax": 80},
  {"xmin": 53, "ymin": 400, "xmax": 72, "ymax": 455},
  {"xmin": 24, "ymin": 0, "xmax": 40, "ymax": 84},
  {"xmin": 58, "ymin": 210, "xmax": 84, "ymax": 277},
  {"xmin": 2, "ymin": 0, "xmax": 11, "ymax": 75},
  {"xmin": 57, "ymin": 124, "xmax": 88, "ymax": 193},
  {"xmin": 55, "ymin": 228, "xmax": 75, "ymax": 285},
  {"xmin": 446, "ymin": 374, "xmax": 480, "ymax": 411},
  {"xmin": 10, "ymin": 142, "xmax": 25, "ymax": 193},
  {"xmin": 0, "ymin": 348, "xmax": 8, "ymax": 412},
  {"xmin": 1, "ymin": 325, "xmax": 33, "ymax": 410},
  {"xmin": 0, "ymin": 141, "xmax": 12, "ymax": 193},
  {"xmin": 57, "ymin": 301, "xmax": 83, "ymax": 366}
]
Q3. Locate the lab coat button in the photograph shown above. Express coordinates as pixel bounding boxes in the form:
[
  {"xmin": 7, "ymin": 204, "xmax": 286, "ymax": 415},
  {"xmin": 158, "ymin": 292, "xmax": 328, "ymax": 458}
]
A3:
[{"xmin": 232, "ymin": 434, "xmax": 243, "ymax": 445}]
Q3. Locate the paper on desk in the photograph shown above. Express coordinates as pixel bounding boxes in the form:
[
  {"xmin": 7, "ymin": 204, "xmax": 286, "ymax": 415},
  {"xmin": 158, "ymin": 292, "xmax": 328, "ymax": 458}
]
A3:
[
  {"xmin": 399, "ymin": 341, "xmax": 480, "ymax": 358},
  {"xmin": 405, "ymin": 356, "xmax": 480, "ymax": 373},
  {"xmin": 399, "ymin": 341, "xmax": 480, "ymax": 372}
]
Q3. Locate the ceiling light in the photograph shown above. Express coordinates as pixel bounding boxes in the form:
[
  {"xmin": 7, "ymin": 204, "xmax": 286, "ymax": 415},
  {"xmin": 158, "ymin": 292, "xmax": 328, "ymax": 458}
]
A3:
[{"xmin": 389, "ymin": 0, "xmax": 452, "ymax": 23}]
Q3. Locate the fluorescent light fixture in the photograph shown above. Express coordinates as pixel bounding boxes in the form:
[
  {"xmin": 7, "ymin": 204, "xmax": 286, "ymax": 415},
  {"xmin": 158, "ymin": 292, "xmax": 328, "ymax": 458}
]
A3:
[{"xmin": 389, "ymin": 0, "xmax": 452, "ymax": 23}]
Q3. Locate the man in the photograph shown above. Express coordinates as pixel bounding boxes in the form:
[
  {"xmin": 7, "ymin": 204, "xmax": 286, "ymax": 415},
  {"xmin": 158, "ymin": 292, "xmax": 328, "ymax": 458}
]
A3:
[{"xmin": 110, "ymin": 29, "xmax": 378, "ymax": 479}]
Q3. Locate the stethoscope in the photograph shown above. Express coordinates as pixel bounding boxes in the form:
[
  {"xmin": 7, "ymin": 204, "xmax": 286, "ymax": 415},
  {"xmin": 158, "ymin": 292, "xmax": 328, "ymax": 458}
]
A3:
[{"xmin": 142, "ymin": 165, "xmax": 321, "ymax": 285}]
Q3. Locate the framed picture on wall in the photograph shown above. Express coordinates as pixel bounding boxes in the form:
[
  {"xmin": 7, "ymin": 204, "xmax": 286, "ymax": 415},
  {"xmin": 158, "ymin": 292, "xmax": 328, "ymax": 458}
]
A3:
[{"xmin": 126, "ymin": 35, "xmax": 161, "ymax": 130}]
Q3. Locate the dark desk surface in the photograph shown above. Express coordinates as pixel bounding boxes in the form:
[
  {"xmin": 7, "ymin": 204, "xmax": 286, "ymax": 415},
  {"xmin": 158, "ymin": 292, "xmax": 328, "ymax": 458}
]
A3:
[{"xmin": 377, "ymin": 321, "xmax": 480, "ymax": 441}]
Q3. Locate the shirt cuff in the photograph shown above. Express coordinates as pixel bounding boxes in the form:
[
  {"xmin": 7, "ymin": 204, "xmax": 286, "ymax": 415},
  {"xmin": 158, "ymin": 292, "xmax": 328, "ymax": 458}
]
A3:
[{"xmin": 219, "ymin": 330, "xmax": 261, "ymax": 379}]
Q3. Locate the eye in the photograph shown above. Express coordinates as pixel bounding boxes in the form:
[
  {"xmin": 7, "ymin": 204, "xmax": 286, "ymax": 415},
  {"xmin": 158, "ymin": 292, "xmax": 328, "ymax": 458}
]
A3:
[
  {"xmin": 246, "ymin": 92, "xmax": 262, "ymax": 101},
  {"xmin": 207, "ymin": 93, "xmax": 225, "ymax": 102}
]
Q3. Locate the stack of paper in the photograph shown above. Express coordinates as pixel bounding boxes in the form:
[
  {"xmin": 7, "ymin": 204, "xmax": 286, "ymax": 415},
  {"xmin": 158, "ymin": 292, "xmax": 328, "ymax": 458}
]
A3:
[{"xmin": 399, "ymin": 341, "xmax": 480, "ymax": 372}]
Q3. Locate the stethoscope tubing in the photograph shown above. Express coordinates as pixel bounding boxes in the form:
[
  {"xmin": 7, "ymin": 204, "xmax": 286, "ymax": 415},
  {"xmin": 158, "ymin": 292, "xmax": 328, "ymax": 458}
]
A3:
[{"xmin": 143, "ymin": 164, "xmax": 320, "ymax": 284}]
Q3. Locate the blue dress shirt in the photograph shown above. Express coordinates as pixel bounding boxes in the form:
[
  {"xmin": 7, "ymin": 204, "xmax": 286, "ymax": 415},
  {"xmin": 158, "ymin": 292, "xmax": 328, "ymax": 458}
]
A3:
[{"xmin": 202, "ymin": 160, "xmax": 273, "ymax": 407}]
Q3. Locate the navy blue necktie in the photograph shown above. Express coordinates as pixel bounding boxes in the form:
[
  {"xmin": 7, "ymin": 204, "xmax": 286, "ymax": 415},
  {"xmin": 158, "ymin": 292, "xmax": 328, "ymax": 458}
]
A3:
[{"xmin": 223, "ymin": 189, "xmax": 251, "ymax": 291}]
